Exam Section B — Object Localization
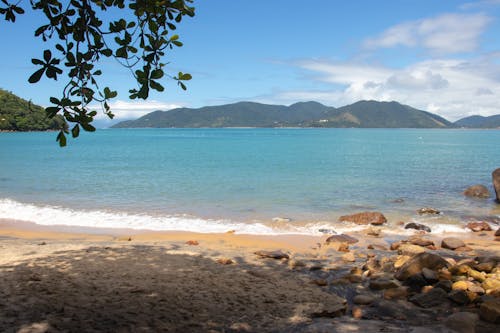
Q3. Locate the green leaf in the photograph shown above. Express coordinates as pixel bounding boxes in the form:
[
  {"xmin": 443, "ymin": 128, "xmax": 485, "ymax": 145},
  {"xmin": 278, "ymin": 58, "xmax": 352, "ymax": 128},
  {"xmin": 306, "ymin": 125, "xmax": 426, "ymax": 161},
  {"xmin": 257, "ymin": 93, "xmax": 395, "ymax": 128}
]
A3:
[
  {"xmin": 150, "ymin": 80, "xmax": 164, "ymax": 92},
  {"xmin": 43, "ymin": 49, "xmax": 51, "ymax": 62},
  {"xmin": 28, "ymin": 68, "xmax": 45, "ymax": 83},
  {"xmin": 56, "ymin": 130, "xmax": 67, "ymax": 147},
  {"xmin": 71, "ymin": 124, "xmax": 80, "ymax": 138},
  {"xmin": 151, "ymin": 69, "xmax": 163, "ymax": 79},
  {"xmin": 81, "ymin": 123, "xmax": 96, "ymax": 132}
]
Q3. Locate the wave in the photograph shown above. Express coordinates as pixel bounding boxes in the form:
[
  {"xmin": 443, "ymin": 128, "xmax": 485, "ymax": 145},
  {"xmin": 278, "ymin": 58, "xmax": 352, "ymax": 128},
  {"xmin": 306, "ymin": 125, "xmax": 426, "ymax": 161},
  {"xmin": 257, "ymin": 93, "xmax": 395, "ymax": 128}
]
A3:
[{"xmin": 0, "ymin": 198, "xmax": 474, "ymax": 236}]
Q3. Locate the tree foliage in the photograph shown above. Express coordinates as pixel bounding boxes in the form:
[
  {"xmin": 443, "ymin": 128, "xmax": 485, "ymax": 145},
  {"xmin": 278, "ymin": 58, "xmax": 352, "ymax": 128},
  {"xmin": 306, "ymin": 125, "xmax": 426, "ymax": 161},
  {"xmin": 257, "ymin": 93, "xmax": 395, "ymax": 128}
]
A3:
[{"xmin": 0, "ymin": 0, "xmax": 194, "ymax": 146}]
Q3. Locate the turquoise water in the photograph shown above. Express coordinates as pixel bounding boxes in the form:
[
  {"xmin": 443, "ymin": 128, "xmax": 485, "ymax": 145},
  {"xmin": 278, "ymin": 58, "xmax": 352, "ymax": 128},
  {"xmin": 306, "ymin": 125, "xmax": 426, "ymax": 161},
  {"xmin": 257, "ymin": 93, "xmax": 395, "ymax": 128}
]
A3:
[{"xmin": 0, "ymin": 128, "xmax": 499, "ymax": 234}]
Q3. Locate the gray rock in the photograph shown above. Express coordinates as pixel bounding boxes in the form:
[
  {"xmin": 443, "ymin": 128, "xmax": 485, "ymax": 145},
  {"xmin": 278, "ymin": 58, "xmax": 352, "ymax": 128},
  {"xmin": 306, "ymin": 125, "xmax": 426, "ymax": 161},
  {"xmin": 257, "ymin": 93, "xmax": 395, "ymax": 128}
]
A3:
[
  {"xmin": 463, "ymin": 184, "xmax": 490, "ymax": 198},
  {"xmin": 395, "ymin": 252, "xmax": 449, "ymax": 281},
  {"xmin": 441, "ymin": 237, "xmax": 466, "ymax": 250},
  {"xmin": 338, "ymin": 211, "xmax": 387, "ymax": 225},
  {"xmin": 353, "ymin": 294, "xmax": 375, "ymax": 305},
  {"xmin": 405, "ymin": 222, "xmax": 432, "ymax": 233},
  {"xmin": 325, "ymin": 234, "xmax": 358, "ymax": 244},
  {"xmin": 254, "ymin": 250, "xmax": 289, "ymax": 260},
  {"xmin": 493, "ymin": 168, "xmax": 500, "ymax": 203},
  {"xmin": 369, "ymin": 279, "xmax": 400, "ymax": 290},
  {"xmin": 417, "ymin": 207, "xmax": 440, "ymax": 215},
  {"xmin": 409, "ymin": 287, "xmax": 448, "ymax": 308},
  {"xmin": 421, "ymin": 267, "xmax": 438, "ymax": 283},
  {"xmin": 444, "ymin": 312, "xmax": 479, "ymax": 333}
]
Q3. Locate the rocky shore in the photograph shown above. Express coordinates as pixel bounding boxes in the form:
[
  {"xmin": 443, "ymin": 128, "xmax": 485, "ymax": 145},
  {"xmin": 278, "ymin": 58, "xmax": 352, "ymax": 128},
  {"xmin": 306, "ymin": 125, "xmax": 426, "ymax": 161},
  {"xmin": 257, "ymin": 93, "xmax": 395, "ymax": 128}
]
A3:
[{"xmin": 0, "ymin": 217, "xmax": 499, "ymax": 332}]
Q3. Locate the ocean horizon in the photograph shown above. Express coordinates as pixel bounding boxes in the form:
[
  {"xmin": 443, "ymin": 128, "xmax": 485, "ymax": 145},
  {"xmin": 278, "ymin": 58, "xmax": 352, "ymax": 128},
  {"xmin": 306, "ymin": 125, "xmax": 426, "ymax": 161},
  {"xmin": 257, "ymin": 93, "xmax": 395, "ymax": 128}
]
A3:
[{"xmin": 1, "ymin": 128, "xmax": 499, "ymax": 235}]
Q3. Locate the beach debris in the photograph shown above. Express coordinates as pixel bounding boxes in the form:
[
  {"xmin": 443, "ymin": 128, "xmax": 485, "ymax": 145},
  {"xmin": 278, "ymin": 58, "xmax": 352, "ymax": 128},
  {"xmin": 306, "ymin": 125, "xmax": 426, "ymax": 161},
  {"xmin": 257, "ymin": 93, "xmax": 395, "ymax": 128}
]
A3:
[
  {"xmin": 254, "ymin": 250, "xmax": 289, "ymax": 260},
  {"xmin": 216, "ymin": 257, "xmax": 234, "ymax": 265},
  {"xmin": 466, "ymin": 221, "xmax": 492, "ymax": 232},
  {"xmin": 318, "ymin": 228, "xmax": 337, "ymax": 235},
  {"xmin": 185, "ymin": 240, "xmax": 199, "ymax": 246},
  {"xmin": 417, "ymin": 207, "xmax": 440, "ymax": 215},
  {"xmin": 271, "ymin": 217, "xmax": 291, "ymax": 223},
  {"xmin": 441, "ymin": 237, "xmax": 465, "ymax": 250},
  {"xmin": 325, "ymin": 234, "xmax": 359, "ymax": 244},
  {"xmin": 339, "ymin": 211, "xmax": 387, "ymax": 225},
  {"xmin": 463, "ymin": 184, "xmax": 491, "ymax": 198},
  {"xmin": 480, "ymin": 299, "xmax": 500, "ymax": 323},
  {"xmin": 492, "ymin": 168, "xmax": 500, "ymax": 203},
  {"xmin": 404, "ymin": 222, "xmax": 431, "ymax": 233}
]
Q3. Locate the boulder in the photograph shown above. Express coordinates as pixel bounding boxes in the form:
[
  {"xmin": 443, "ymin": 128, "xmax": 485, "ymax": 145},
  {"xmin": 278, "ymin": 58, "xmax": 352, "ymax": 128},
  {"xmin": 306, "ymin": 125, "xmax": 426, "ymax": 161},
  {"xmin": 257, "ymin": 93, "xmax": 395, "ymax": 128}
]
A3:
[
  {"xmin": 397, "ymin": 244, "xmax": 426, "ymax": 256},
  {"xmin": 338, "ymin": 212, "xmax": 387, "ymax": 225},
  {"xmin": 325, "ymin": 234, "xmax": 359, "ymax": 244},
  {"xmin": 409, "ymin": 236, "xmax": 434, "ymax": 247},
  {"xmin": 444, "ymin": 312, "xmax": 479, "ymax": 333},
  {"xmin": 404, "ymin": 222, "xmax": 431, "ymax": 233},
  {"xmin": 493, "ymin": 168, "xmax": 500, "ymax": 203},
  {"xmin": 395, "ymin": 252, "xmax": 449, "ymax": 281},
  {"xmin": 254, "ymin": 250, "xmax": 289, "ymax": 260},
  {"xmin": 369, "ymin": 278, "xmax": 400, "ymax": 290},
  {"xmin": 448, "ymin": 290, "xmax": 470, "ymax": 305},
  {"xmin": 441, "ymin": 237, "xmax": 465, "ymax": 250},
  {"xmin": 466, "ymin": 221, "xmax": 492, "ymax": 232},
  {"xmin": 417, "ymin": 207, "xmax": 440, "ymax": 215},
  {"xmin": 353, "ymin": 294, "xmax": 375, "ymax": 305},
  {"xmin": 383, "ymin": 286, "xmax": 408, "ymax": 300},
  {"xmin": 496, "ymin": 228, "xmax": 500, "ymax": 237},
  {"xmin": 480, "ymin": 299, "xmax": 500, "ymax": 323},
  {"xmin": 421, "ymin": 267, "xmax": 438, "ymax": 283},
  {"xmin": 463, "ymin": 184, "xmax": 490, "ymax": 198},
  {"xmin": 409, "ymin": 287, "xmax": 448, "ymax": 308}
]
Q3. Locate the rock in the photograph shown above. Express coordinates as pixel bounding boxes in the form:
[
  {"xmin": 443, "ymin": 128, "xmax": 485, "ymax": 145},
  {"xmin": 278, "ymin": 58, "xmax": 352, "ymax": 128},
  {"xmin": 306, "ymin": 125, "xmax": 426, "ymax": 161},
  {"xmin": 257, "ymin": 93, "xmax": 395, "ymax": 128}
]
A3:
[
  {"xmin": 468, "ymin": 283, "xmax": 485, "ymax": 294},
  {"xmin": 311, "ymin": 278, "xmax": 328, "ymax": 286},
  {"xmin": 444, "ymin": 312, "xmax": 479, "ymax": 333},
  {"xmin": 383, "ymin": 287, "xmax": 408, "ymax": 300},
  {"xmin": 409, "ymin": 236, "xmax": 434, "ymax": 247},
  {"xmin": 288, "ymin": 259, "xmax": 306, "ymax": 269},
  {"xmin": 363, "ymin": 258, "xmax": 381, "ymax": 274},
  {"xmin": 342, "ymin": 252, "xmax": 356, "ymax": 262},
  {"xmin": 441, "ymin": 237, "xmax": 465, "ymax": 250},
  {"xmin": 272, "ymin": 217, "xmax": 291, "ymax": 223},
  {"xmin": 435, "ymin": 280, "xmax": 453, "ymax": 292},
  {"xmin": 480, "ymin": 299, "xmax": 500, "ymax": 323},
  {"xmin": 366, "ymin": 244, "xmax": 387, "ymax": 251},
  {"xmin": 325, "ymin": 234, "xmax": 359, "ymax": 244},
  {"xmin": 394, "ymin": 255, "xmax": 410, "ymax": 269},
  {"xmin": 366, "ymin": 227, "xmax": 381, "ymax": 237},
  {"xmin": 353, "ymin": 294, "xmax": 375, "ymax": 305},
  {"xmin": 351, "ymin": 306, "xmax": 363, "ymax": 319},
  {"xmin": 337, "ymin": 243, "xmax": 350, "ymax": 252},
  {"xmin": 482, "ymin": 278, "xmax": 500, "ymax": 293},
  {"xmin": 475, "ymin": 262, "xmax": 495, "ymax": 273},
  {"xmin": 493, "ymin": 168, "xmax": 500, "ymax": 203},
  {"xmin": 369, "ymin": 278, "xmax": 400, "ymax": 290},
  {"xmin": 463, "ymin": 184, "xmax": 491, "ymax": 198},
  {"xmin": 448, "ymin": 290, "xmax": 470, "ymax": 305},
  {"xmin": 390, "ymin": 241, "xmax": 403, "ymax": 251},
  {"xmin": 466, "ymin": 221, "xmax": 492, "ymax": 232},
  {"xmin": 417, "ymin": 207, "xmax": 440, "ymax": 215},
  {"xmin": 254, "ymin": 250, "xmax": 289, "ymax": 260},
  {"xmin": 449, "ymin": 264, "xmax": 471, "ymax": 275},
  {"xmin": 185, "ymin": 240, "xmax": 199, "ymax": 245},
  {"xmin": 496, "ymin": 228, "xmax": 500, "ymax": 236},
  {"xmin": 409, "ymin": 287, "xmax": 448, "ymax": 308},
  {"xmin": 216, "ymin": 258, "xmax": 234, "ymax": 265},
  {"xmin": 405, "ymin": 222, "xmax": 432, "ymax": 233},
  {"xmin": 338, "ymin": 211, "xmax": 387, "ymax": 225},
  {"xmin": 318, "ymin": 228, "xmax": 336, "ymax": 235},
  {"xmin": 421, "ymin": 267, "xmax": 438, "ymax": 283},
  {"xmin": 395, "ymin": 252, "xmax": 449, "ymax": 281},
  {"xmin": 453, "ymin": 281, "xmax": 470, "ymax": 291},
  {"xmin": 468, "ymin": 269, "xmax": 486, "ymax": 282},
  {"xmin": 397, "ymin": 244, "xmax": 426, "ymax": 256}
]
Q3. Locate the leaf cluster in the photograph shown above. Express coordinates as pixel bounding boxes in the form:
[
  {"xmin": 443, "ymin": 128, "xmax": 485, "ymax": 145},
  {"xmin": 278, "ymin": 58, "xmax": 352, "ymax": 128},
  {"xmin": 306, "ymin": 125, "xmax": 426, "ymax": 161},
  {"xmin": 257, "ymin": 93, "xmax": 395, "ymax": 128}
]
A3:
[{"xmin": 1, "ymin": 0, "xmax": 194, "ymax": 145}]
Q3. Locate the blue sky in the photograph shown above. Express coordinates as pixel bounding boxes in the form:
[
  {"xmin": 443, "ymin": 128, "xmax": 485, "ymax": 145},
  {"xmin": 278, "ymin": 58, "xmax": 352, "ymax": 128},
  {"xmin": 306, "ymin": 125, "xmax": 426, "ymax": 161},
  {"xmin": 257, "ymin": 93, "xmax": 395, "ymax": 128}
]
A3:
[{"xmin": 1, "ymin": 0, "xmax": 500, "ymax": 126}]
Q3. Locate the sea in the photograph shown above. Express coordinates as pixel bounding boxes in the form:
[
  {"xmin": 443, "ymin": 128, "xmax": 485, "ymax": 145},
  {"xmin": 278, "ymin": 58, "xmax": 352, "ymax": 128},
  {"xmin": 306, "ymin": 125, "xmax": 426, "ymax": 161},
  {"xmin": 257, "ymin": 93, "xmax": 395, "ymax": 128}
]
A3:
[{"xmin": 0, "ymin": 128, "xmax": 499, "ymax": 235}]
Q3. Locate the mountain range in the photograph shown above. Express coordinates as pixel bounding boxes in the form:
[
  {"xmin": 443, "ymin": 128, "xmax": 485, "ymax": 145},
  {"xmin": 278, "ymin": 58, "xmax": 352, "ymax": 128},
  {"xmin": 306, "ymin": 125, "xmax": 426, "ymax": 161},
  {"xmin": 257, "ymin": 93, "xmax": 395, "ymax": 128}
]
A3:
[{"xmin": 112, "ymin": 100, "xmax": 499, "ymax": 129}]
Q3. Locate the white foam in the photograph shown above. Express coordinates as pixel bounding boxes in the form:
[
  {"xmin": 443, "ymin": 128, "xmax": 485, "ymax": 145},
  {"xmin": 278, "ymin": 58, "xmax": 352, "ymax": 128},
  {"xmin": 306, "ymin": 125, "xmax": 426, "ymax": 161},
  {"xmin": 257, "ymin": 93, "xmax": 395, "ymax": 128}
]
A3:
[{"xmin": 0, "ymin": 198, "xmax": 312, "ymax": 235}]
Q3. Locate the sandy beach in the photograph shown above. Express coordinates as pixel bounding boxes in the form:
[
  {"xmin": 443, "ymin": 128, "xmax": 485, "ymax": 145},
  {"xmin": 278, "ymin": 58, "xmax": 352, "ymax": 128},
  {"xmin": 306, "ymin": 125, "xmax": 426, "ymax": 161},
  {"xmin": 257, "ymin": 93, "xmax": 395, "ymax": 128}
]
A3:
[{"xmin": 1, "ymin": 218, "xmax": 499, "ymax": 332}]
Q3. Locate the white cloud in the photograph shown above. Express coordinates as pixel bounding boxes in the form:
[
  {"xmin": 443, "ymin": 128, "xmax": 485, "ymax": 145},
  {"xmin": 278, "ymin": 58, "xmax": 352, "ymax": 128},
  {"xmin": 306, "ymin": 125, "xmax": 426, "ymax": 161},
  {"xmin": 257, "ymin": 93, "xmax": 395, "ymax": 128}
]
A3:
[
  {"xmin": 267, "ymin": 56, "xmax": 500, "ymax": 121},
  {"xmin": 364, "ymin": 13, "xmax": 492, "ymax": 55},
  {"xmin": 460, "ymin": 0, "xmax": 500, "ymax": 10},
  {"xmin": 90, "ymin": 100, "xmax": 183, "ymax": 121}
]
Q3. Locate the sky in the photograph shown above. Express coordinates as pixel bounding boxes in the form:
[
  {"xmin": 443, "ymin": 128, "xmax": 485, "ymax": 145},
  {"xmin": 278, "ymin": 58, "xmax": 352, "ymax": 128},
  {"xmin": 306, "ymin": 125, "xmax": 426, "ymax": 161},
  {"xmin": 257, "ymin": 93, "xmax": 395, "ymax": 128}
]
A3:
[{"xmin": 1, "ymin": 0, "xmax": 500, "ymax": 127}]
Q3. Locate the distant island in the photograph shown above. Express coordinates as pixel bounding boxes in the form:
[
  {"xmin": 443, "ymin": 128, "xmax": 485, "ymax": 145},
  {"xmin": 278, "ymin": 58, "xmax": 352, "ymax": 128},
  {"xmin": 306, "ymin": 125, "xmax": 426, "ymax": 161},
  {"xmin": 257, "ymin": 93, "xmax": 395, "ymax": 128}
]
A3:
[
  {"xmin": 0, "ymin": 89, "xmax": 65, "ymax": 131},
  {"xmin": 112, "ymin": 100, "xmax": 500, "ymax": 129}
]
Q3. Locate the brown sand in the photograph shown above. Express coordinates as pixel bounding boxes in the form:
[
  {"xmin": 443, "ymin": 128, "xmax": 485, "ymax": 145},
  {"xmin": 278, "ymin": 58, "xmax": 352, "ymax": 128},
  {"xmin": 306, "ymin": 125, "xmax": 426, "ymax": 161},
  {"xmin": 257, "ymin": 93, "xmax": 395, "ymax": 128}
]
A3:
[{"xmin": 1, "ymin": 218, "xmax": 499, "ymax": 332}]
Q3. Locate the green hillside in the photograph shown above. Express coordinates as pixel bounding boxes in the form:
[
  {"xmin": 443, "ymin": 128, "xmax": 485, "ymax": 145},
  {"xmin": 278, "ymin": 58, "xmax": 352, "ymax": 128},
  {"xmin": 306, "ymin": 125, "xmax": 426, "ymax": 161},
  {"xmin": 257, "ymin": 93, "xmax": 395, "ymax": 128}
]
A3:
[
  {"xmin": 112, "ymin": 100, "xmax": 453, "ymax": 129},
  {"xmin": 0, "ymin": 89, "xmax": 65, "ymax": 131},
  {"xmin": 454, "ymin": 114, "xmax": 500, "ymax": 128}
]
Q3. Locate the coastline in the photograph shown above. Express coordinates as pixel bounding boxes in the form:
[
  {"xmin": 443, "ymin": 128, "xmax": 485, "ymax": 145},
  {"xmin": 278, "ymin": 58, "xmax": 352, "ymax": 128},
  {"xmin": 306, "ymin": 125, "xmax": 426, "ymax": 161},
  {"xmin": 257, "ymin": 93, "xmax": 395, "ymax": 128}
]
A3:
[{"xmin": 1, "ymin": 217, "xmax": 499, "ymax": 332}]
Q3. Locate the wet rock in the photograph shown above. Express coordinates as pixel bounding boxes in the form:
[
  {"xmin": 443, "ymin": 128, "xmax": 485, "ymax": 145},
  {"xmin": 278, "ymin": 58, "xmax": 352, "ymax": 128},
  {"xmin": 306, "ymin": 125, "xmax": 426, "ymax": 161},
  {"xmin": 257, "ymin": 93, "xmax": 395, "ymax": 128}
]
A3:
[
  {"xmin": 366, "ymin": 244, "xmax": 387, "ymax": 251},
  {"xmin": 363, "ymin": 258, "xmax": 381, "ymax": 274},
  {"xmin": 309, "ymin": 302, "xmax": 347, "ymax": 318},
  {"xmin": 409, "ymin": 287, "xmax": 448, "ymax": 308},
  {"xmin": 318, "ymin": 228, "xmax": 336, "ymax": 235},
  {"xmin": 463, "ymin": 184, "xmax": 491, "ymax": 198},
  {"xmin": 254, "ymin": 250, "xmax": 289, "ymax": 260},
  {"xmin": 383, "ymin": 286, "xmax": 408, "ymax": 300},
  {"xmin": 480, "ymin": 298, "xmax": 500, "ymax": 323},
  {"xmin": 441, "ymin": 237, "xmax": 465, "ymax": 250},
  {"xmin": 452, "ymin": 281, "xmax": 470, "ymax": 291},
  {"xmin": 397, "ymin": 244, "xmax": 426, "ymax": 256},
  {"xmin": 475, "ymin": 262, "xmax": 495, "ymax": 273},
  {"xmin": 405, "ymin": 222, "xmax": 431, "ymax": 233},
  {"xmin": 409, "ymin": 236, "xmax": 434, "ymax": 247},
  {"xmin": 369, "ymin": 278, "xmax": 400, "ymax": 290},
  {"xmin": 466, "ymin": 221, "xmax": 492, "ymax": 232},
  {"xmin": 353, "ymin": 294, "xmax": 374, "ymax": 305},
  {"xmin": 417, "ymin": 207, "xmax": 440, "ymax": 215},
  {"xmin": 338, "ymin": 212, "xmax": 387, "ymax": 225},
  {"xmin": 421, "ymin": 267, "xmax": 438, "ymax": 283},
  {"xmin": 435, "ymin": 280, "xmax": 453, "ymax": 292},
  {"xmin": 185, "ymin": 240, "xmax": 199, "ymax": 246},
  {"xmin": 448, "ymin": 290, "xmax": 470, "ymax": 305},
  {"xmin": 404, "ymin": 274, "xmax": 428, "ymax": 292},
  {"xmin": 395, "ymin": 252, "xmax": 449, "ymax": 281},
  {"xmin": 444, "ymin": 312, "xmax": 479, "ymax": 333},
  {"xmin": 325, "ymin": 234, "xmax": 359, "ymax": 244},
  {"xmin": 493, "ymin": 168, "xmax": 500, "ymax": 203}
]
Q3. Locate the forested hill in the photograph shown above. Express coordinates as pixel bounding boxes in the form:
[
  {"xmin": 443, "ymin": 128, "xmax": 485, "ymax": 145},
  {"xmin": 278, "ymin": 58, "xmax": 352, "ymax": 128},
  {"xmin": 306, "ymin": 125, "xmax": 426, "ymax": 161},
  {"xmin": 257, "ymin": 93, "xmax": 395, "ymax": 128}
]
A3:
[
  {"xmin": 112, "ymin": 100, "xmax": 453, "ymax": 128},
  {"xmin": 0, "ymin": 89, "xmax": 65, "ymax": 131},
  {"xmin": 454, "ymin": 115, "xmax": 500, "ymax": 128}
]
